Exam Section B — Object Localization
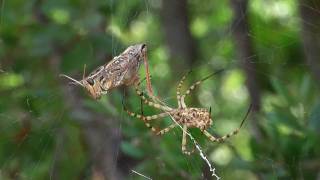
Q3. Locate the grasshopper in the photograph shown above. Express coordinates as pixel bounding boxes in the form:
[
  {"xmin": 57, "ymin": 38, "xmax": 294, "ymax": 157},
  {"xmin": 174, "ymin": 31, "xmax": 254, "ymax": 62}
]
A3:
[{"xmin": 60, "ymin": 44, "xmax": 153, "ymax": 99}]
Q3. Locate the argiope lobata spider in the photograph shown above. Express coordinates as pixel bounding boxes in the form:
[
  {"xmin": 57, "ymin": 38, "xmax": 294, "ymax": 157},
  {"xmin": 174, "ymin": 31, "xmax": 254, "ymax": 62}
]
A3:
[{"xmin": 123, "ymin": 69, "xmax": 252, "ymax": 155}]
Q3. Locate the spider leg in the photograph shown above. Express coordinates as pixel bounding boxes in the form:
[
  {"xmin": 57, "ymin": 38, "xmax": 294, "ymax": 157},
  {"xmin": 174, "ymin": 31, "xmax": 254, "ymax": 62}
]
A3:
[
  {"xmin": 203, "ymin": 130, "xmax": 237, "ymax": 143},
  {"xmin": 124, "ymin": 108, "xmax": 170, "ymax": 133},
  {"xmin": 176, "ymin": 70, "xmax": 192, "ymax": 108},
  {"xmin": 203, "ymin": 104, "xmax": 252, "ymax": 143},
  {"xmin": 140, "ymin": 97, "xmax": 144, "ymax": 116},
  {"xmin": 181, "ymin": 125, "xmax": 194, "ymax": 155},
  {"xmin": 135, "ymin": 85, "xmax": 172, "ymax": 112},
  {"xmin": 124, "ymin": 108, "xmax": 170, "ymax": 121},
  {"xmin": 122, "ymin": 98, "xmax": 172, "ymax": 132},
  {"xmin": 180, "ymin": 69, "xmax": 224, "ymax": 107},
  {"xmin": 156, "ymin": 124, "xmax": 177, "ymax": 136},
  {"xmin": 135, "ymin": 76, "xmax": 172, "ymax": 113}
]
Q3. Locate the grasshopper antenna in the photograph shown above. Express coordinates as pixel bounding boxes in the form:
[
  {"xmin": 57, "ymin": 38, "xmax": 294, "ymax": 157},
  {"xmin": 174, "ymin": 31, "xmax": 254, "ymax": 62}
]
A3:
[
  {"xmin": 59, "ymin": 74, "xmax": 84, "ymax": 87},
  {"xmin": 83, "ymin": 64, "xmax": 87, "ymax": 80}
]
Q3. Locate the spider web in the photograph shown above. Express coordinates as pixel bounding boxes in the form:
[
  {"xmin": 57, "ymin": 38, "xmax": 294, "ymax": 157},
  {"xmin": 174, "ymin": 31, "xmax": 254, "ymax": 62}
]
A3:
[
  {"xmin": 0, "ymin": 0, "xmax": 319, "ymax": 179},
  {"xmin": 114, "ymin": 1, "xmax": 221, "ymax": 178}
]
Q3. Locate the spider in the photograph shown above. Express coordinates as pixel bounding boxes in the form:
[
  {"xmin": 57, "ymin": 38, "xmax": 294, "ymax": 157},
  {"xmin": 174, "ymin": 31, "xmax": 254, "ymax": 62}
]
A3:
[{"xmin": 123, "ymin": 69, "xmax": 252, "ymax": 155}]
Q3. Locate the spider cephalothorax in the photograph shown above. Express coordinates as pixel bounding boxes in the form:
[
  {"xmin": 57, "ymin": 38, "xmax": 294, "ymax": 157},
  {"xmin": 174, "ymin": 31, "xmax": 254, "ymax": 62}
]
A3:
[
  {"xmin": 61, "ymin": 43, "xmax": 154, "ymax": 99},
  {"xmin": 124, "ymin": 69, "xmax": 252, "ymax": 155}
]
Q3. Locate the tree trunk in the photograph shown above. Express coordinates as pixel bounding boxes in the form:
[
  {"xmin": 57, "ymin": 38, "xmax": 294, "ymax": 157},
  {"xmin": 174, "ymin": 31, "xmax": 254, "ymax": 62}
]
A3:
[
  {"xmin": 230, "ymin": 0, "xmax": 263, "ymax": 143},
  {"xmin": 32, "ymin": 1, "xmax": 125, "ymax": 178},
  {"xmin": 299, "ymin": 0, "xmax": 320, "ymax": 86},
  {"xmin": 160, "ymin": 0, "xmax": 213, "ymax": 177},
  {"xmin": 161, "ymin": 0, "xmax": 197, "ymax": 71}
]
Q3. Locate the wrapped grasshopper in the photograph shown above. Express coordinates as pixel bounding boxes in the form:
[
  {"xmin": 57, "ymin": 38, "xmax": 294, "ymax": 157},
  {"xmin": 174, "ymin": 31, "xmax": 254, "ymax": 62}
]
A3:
[{"xmin": 60, "ymin": 44, "xmax": 153, "ymax": 99}]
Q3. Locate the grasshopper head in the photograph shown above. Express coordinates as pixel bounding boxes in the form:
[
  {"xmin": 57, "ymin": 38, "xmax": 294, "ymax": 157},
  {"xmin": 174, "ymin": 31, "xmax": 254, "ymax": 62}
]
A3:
[{"xmin": 60, "ymin": 74, "xmax": 104, "ymax": 100}]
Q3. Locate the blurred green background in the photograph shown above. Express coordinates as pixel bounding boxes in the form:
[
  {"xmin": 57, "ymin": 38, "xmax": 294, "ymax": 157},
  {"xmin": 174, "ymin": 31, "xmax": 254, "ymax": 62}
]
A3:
[{"xmin": 1, "ymin": 0, "xmax": 320, "ymax": 179}]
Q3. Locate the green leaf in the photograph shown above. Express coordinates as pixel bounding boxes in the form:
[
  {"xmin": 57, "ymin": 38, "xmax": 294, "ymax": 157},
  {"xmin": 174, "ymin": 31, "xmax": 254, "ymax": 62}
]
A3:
[
  {"xmin": 121, "ymin": 141, "xmax": 144, "ymax": 159},
  {"xmin": 308, "ymin": 102, "xmax": 320, "ymax": 132}
]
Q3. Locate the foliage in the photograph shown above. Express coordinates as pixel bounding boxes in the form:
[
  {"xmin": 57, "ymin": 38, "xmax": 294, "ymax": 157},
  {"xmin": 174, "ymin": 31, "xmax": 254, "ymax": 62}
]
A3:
[{"xmin": 0, "ymin": 0, "xmax": 319, "ymax": 179}]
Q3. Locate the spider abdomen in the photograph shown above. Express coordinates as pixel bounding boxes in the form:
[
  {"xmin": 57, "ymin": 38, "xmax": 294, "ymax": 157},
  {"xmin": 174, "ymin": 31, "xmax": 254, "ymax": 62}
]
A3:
[{"xmin": 173, "ymin": 108, "xmax": 212, "ymax": 130}]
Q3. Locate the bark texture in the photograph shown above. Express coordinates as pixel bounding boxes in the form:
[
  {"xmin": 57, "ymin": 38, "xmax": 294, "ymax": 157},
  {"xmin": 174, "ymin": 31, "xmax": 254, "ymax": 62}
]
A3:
[
  {"xmin": 299, "ymin": 0, "xmax": 320, "ymax": 86},
  {"xmin": 161, "ymin": 0, "xmax": 197, "ymax": 71},
  {"xmin": 230, "ymin": 0, "xmax": 263, "ymax": 142}
]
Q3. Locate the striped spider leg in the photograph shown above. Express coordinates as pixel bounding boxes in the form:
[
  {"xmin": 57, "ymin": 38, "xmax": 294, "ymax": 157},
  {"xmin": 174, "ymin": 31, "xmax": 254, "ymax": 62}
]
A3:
[
  {"xmin": 123, "ymin": 85, "xmax": 174, "ymax": 134},
  {"xmin": 124, "ymin": 69, "xmax": 252, "ymax": 155}
]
